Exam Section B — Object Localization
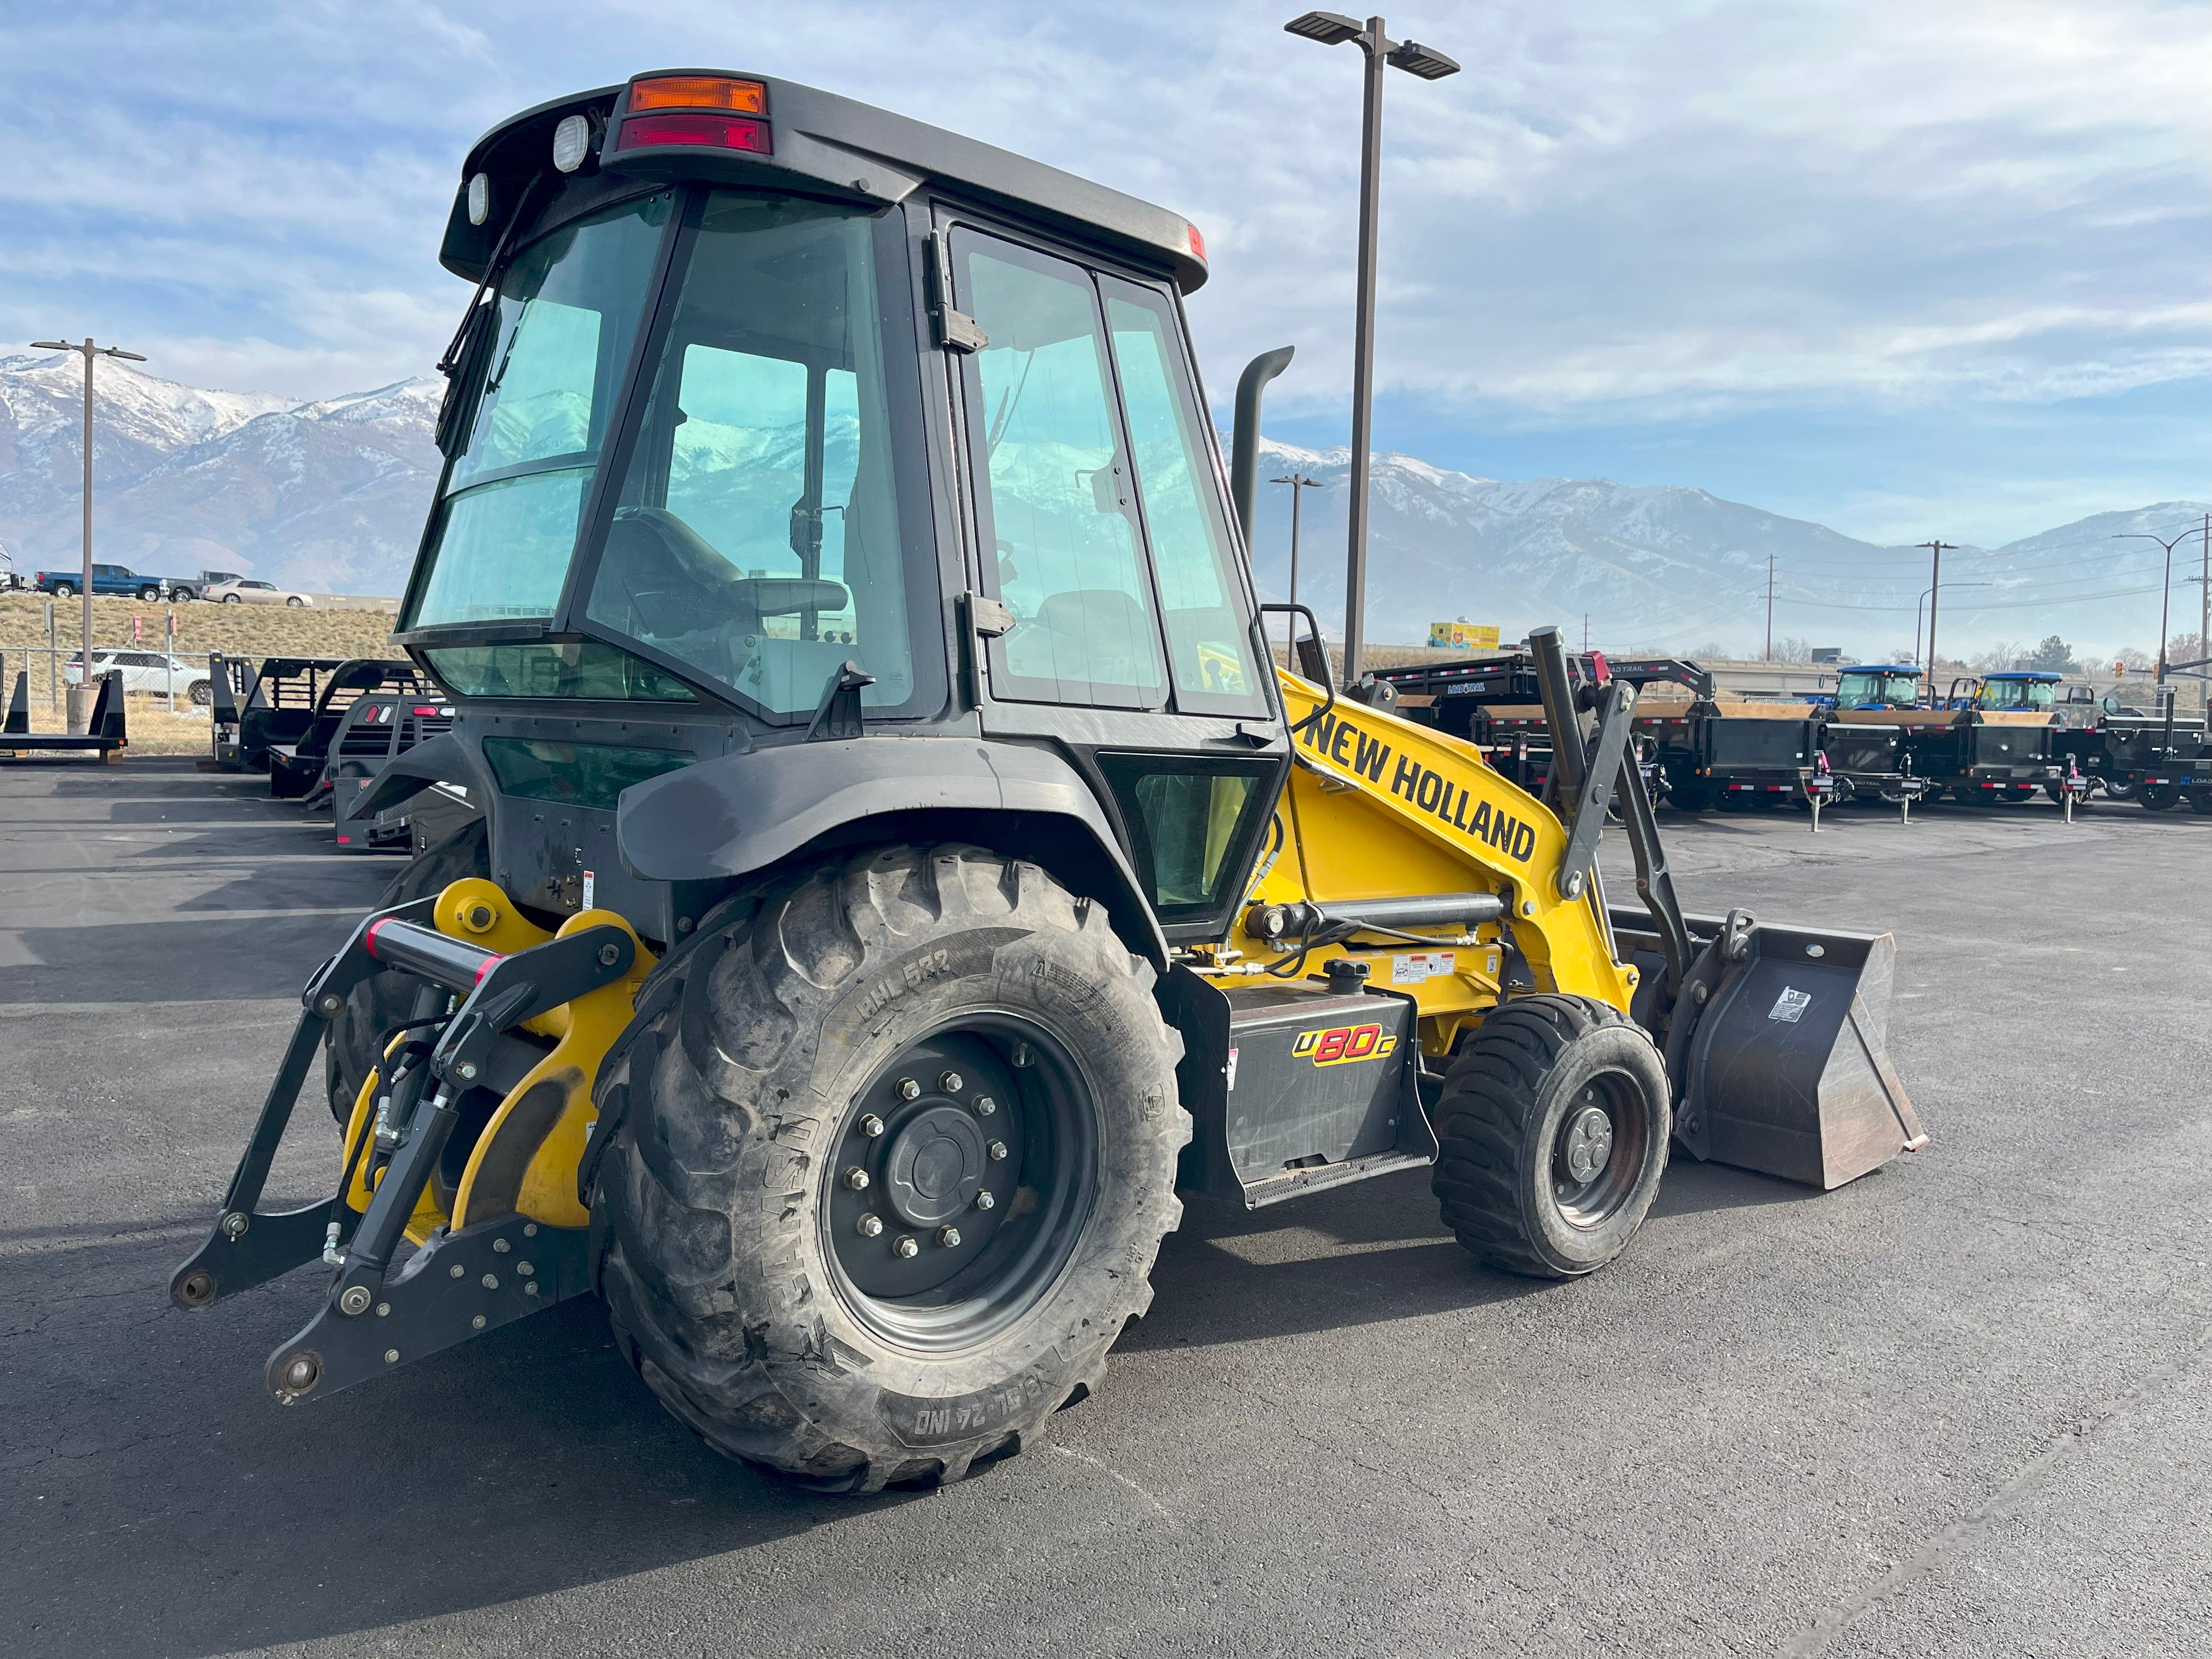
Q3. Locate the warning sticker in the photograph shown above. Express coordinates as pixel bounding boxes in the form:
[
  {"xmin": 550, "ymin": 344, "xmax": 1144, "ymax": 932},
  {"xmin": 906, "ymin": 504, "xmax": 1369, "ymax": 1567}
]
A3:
[
  {"xmin": 1391, "ymin": 950, "xmax": 1457, "ymax": 985},
  {"xmin": 1768, "ymin": 986, "xmax": 1813, "ymax": 1024}
]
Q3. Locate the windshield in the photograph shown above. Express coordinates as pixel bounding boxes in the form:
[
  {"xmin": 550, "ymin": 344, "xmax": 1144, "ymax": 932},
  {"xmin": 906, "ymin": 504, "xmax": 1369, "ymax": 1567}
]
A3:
[
  {"xmin": 407, "ymin": 191, "xmax": 674, "ymax": 628},
  {"xmin": 1837, "ymin": 670, "xmax": 1920, "ymax": 707},
  {"xmin": 586, "ymin": 192, "xmax": 917, "ymax": 716}
]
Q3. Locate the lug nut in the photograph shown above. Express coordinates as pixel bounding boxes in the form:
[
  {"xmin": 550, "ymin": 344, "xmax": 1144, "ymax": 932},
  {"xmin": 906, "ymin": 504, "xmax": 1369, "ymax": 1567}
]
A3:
[
  {"xmin": 376, "ymin": 1302, "xmax": 391, "ymax": 1317},
  {"xmin": 859, "ymin": 1114, "xmax": 886, "ymax": 1138},
  {"xmin": 893, "ymin": 1235, "xmax": 920, "ymax": 1259},
  {"xmin": 856, "ymin": 1214, "xmax": 885, "ymax": 1238},
  {"xmin": 516, "ymin": 1261, "xmax": 533, "ymax": 1277},
  {"xmin": 493, "ymin": 1238, "xmax": 510, "ymax": 1253},
  {"xmin": 337, "ymin": 1284, "xmax": 373, "ymax": 1317},
  {"xmin": 450, "ymin": 1263, "xmax": 466, "ymax": 1279},
  {"xmin": 936, "ymin": 1226, "xmax": 962, "ymax": 1248},
  {"xmin": 523, "ymin": 1222, "xmax": 537, "ymax": 1237},
  {"xmin": 524, "ymin": 1282, "xmax": 540, "ymax": 1297},
  {"xmin": 974, "ymin": 1190, "xmax": 996, "ymax": 1211},
  {"xmin": 843, "ymin": 1166, "xmax": 871, "ymax": 1190},
  {"xmin": 383, "ymin": 1348, "xmax": 400, "ymax": 1364},
  {"xmin": 939, "ymin": 1071, "xmax": 964, "ymax": 1093},
  {"xmin": 481, "ymin": 1273, "xmax": 499, "ymax": 1290},
  {"xmin": 973, "ymin": 1096, "xmax": 997, "ymax": 1118},
  {"xmin": 472, "ymin": 1314, "xmax": 487, "ymax": 1330},
  {"xmin": 987, "ymin": 1140, "xmax": 1009, "ymax": 1161},
  {"xmin": 896, "ymin": 1077, "xmax": 921, "ymax": 1101}
]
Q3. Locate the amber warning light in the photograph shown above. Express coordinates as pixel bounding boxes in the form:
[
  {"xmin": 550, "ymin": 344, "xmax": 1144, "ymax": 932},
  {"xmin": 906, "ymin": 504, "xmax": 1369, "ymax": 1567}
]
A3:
[{"xmin": 618, "ymin": 76, "xmax": 772, "ymax": 156}]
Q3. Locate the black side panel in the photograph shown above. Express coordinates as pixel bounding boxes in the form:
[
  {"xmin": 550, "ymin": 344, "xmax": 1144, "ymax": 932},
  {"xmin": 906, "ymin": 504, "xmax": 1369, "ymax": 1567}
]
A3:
[{"xmin": 616, "ymin": 735, "xmax": 1169, "ymax": 964}]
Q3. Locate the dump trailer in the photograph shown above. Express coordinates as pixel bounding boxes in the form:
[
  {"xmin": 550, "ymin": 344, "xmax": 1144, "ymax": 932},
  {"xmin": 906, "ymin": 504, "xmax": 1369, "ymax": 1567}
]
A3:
[
  {"xmin": 173, "ymin": 70, "xmax": 1925, "ymax": 1493},
  {"xmin": 1897, "ymin": 673, "xmax": 2063, "ymax": 804},
  {"xmin": 1370, "ymin": 651, "xmax": 1666, "ymax": 805},
  {"xmin": 1590, "ymin": 660, "xmax": 1825, "ymax": 812},
  {"xmin": 2052, "ymin": 701, "xmax": 2210, "ymax": 811}
]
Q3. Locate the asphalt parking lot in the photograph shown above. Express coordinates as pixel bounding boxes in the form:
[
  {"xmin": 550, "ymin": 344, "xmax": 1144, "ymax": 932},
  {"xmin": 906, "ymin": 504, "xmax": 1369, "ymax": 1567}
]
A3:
[{"xmin": 3, "ymin": 758, "xmax": 2208, "ymax": 1658}]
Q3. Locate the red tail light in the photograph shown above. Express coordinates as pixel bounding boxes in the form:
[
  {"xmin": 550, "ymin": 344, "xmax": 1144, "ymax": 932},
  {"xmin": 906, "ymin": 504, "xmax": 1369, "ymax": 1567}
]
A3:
[{"xmin": 617, "ymin": 112, "xmax": 771, "ymax": 154}]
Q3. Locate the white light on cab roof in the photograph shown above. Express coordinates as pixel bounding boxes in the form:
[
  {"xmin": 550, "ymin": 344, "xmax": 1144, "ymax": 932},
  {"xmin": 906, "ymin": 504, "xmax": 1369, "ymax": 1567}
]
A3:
[
  {"xmin": 552, "ymin": 114, "xmax": 591, "ymax": 174},
  {"xmin": 466, "ymin": 172, "xmax": 490, "ymax": 227}
]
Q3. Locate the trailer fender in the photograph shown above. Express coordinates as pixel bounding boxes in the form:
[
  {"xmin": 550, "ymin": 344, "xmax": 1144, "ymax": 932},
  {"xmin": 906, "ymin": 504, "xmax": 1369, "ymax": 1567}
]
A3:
[{"xmin": 617, "ymin": 735, "xmax": 1169, "ymax": 968}]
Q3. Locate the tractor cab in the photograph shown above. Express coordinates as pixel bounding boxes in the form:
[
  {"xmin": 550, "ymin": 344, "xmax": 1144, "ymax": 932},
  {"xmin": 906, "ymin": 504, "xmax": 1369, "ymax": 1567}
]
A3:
[
  {"xmin": 1832, "ymin": 664, "xmax": 1922, "ymax": 710},
  {"xmin": 389, "ymin": 70, "xmax": 1279, "ymax": 949},
  {"xmin": 1973, "ymin": 672, "xmax": 2061, "ymax": 714}
]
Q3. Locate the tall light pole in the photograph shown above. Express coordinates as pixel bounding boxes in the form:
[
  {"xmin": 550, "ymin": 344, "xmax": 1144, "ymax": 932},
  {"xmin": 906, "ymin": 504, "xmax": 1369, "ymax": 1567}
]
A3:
[
  {"xmin": 1269, "ymin": 472, "xmax": 1325, "ymax": 627},
  {"xmin": 1917, "ymin": 540, "xmax": 1958, "ymax": 690},
  {"xmin": 1914, "ymin": 582, "xmax": 1988, "ymax": 676},
  {"xmin": 32, "ymin": 337, "xmax": 148, "ymax": 732},
  {"xmin": 1285, "ymin": 12, "xmax": 1459, "ymax": 686},
  {"xmin": 2114, "ymin": 525, "xmax": 2210, "ymax": 701}
]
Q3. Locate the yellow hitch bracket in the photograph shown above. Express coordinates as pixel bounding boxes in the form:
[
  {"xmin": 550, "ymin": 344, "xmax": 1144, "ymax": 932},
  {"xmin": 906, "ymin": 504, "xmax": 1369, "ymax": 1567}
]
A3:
[{"xmin": 448, "ymin": 901, "xmax": 657, "ymax": 1231}]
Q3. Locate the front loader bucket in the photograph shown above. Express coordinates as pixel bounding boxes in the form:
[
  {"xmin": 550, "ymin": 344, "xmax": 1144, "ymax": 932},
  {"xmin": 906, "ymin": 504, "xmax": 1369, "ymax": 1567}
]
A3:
[{"xmin": 1614, "ymin": 908, "xmax": 1926, "ymax": 1189}]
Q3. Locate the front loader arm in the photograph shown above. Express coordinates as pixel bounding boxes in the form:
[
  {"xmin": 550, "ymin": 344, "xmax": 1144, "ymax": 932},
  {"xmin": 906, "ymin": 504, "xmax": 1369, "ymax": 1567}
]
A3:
[{"xmin": 1218, "ymin": 667, "xmax": 1638, "ymax": 1042}]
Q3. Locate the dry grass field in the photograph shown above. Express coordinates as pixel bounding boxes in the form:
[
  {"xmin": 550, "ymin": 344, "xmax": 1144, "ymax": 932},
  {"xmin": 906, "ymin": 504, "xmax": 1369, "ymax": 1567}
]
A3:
[{"xmin": 2, "ymin": 592, "xmax": 403, "ymax": 757}]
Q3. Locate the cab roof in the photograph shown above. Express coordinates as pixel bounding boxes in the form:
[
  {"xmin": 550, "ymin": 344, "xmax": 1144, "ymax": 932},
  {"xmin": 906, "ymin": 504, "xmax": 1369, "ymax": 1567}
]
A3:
[
  {"xmin": 1983, "ymin": 671, "xmax": 2063, "ymax": 682},
  {"xmin": 1843, "ymin": 664, "xmax": 1920, "ymax": 675},
  {"xmin": 443, "ymin": 70, "xmax": 1209, "ymax": 293}
]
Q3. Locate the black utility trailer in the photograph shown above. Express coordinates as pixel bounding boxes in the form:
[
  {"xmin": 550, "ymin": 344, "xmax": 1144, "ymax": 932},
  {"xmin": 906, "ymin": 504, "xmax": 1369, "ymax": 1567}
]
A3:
[
  {"xmin": 325, "ymin": 689, "xmax": 455, "ymax": 850},
  {"xmin": 267, "ymin": 659, "xmax": 439, "ymax": 800},
  {"xmin": 2051, "ymin": 701, "xmax": 2210, "ymax": 811},
  {"xmin": 1, "ymin": 657, "xmax": 126, "ymax": 762},
  {"xmin": 209, "ymin": 655, "xmax": 349, "ymax": 771}
]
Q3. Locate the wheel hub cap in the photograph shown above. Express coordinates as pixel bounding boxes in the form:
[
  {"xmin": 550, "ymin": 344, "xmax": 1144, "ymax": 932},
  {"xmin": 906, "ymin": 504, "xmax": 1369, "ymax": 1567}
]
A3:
[
  {"xmin": 883, "ymin": 1105, "xmax": 986, "ymax": 1226},
  {"xmin": 1563, "ymin": 1103, "xmax": 1614, "ymax": 1186}
]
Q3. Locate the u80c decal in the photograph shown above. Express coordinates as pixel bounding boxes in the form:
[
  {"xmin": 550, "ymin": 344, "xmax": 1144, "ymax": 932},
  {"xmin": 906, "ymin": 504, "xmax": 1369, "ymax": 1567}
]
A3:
[{"xmin": 1290, "ymin": 1023, "xmax": 1398, "ymax": 1066}]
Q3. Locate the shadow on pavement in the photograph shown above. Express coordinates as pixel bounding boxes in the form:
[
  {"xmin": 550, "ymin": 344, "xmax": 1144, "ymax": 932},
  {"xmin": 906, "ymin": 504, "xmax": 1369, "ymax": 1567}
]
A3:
[{"xmin": 2, "ymin": 1229, "xmax": 890, "ymax": 1659}]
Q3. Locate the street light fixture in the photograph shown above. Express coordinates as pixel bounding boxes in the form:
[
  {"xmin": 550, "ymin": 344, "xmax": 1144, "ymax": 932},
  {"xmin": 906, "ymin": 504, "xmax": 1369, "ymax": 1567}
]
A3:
[
  {"xmin": 1285, "ymin": 12, "xmax": 1460, "ymax": 686},
  {"xmin": 2114, "ymin": 525, "xmax": 2211, "ymax": 699},
  {"xmin": 1913, "ymin": 583, "xmax": 1988, "ymax": 678},
  {"xmin": 1269, "ymin": 472, "xmax": 1327, "ymax": 628},
  {"xmin": 31, "ymin": 336, "xmax": 148, "ymax": 733}
]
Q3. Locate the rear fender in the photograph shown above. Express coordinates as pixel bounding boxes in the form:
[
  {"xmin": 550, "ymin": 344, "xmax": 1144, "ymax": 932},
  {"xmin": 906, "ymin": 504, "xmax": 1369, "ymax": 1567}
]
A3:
[{"xmin": 616, "ymin": 736, "xmax": 1169, "ymax": 969}]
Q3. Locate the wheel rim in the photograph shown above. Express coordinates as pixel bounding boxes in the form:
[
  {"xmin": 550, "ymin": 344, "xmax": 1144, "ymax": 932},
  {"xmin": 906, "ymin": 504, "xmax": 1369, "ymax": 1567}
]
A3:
[
  {"xmin": 1550, "ymin": 1073, "xmax": 1649, "ymax": 1229},
  {"xmin": 823, "ymin": 1015, "xmax": 1098, "ymax": 1352}
]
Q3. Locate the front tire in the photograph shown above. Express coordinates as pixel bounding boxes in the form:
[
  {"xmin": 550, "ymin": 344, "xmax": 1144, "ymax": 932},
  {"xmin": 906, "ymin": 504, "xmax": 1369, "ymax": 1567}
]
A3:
[
  {"xmin": 1431, "ymin": 995, "xmax": 1672, "ymax": 1279},
  {"xmin": 594, "ymin": 844, "xmax": 1188, "ymax": 1492},
  {"xmin": 286, "ymin": 595, "xmax": 305, "ymax": 607},
  {"xmin": 2140, "ymin": 785, "xmax": 2179, "ymax": 811}
]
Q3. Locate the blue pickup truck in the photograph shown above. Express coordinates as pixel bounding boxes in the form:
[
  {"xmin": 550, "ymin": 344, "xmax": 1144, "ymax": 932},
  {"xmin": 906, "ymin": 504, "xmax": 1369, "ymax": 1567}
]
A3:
[{"xmin": 28, "ymin": 562, "xmax": 203, "ymax": 601}]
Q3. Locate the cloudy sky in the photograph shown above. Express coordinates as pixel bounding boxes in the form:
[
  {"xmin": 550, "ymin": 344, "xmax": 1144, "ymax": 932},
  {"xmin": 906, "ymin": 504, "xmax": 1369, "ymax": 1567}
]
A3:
[{"xmin": 2, "ymin": 0, "xmax": 2203, "ymax": 546}]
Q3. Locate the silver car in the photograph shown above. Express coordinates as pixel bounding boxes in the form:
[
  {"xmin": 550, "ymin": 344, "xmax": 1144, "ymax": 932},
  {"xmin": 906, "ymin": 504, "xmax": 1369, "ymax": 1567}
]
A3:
[{"xmin": 205, "ymin": 578, "xmax": 314, "ymax": 607}]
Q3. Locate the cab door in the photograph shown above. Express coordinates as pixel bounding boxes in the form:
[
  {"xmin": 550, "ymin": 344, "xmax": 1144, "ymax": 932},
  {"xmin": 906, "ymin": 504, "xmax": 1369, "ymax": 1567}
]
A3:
[{"xmin": 939, "ymin": 217, "xmax": 1287, "ymax": 941}]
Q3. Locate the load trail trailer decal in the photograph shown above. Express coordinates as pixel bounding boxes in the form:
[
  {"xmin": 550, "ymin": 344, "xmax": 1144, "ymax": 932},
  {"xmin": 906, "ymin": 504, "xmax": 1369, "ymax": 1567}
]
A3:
[
  {"xmin": 1298, "ymin": 707, "xmax": 1538, "ymax": 864},
  {"xmin": 1291, "ymin": 1023, "xmax": 1398, "ymax": 1065}
]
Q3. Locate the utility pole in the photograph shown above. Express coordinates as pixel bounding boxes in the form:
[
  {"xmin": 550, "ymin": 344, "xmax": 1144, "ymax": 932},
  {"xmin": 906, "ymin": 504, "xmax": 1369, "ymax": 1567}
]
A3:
[
  {"xmin": 1269, "ymin": 472, "xmax": 1325, "ymax": 629},
  {"xmin": 1764, "ymin": 554, "xmax": 1775, "ymax": 661},
  {"xmin": 1285, "ymin": 12, "xmax": 1459, "ymax": 686},
  {"xmin": 2113, "ymin": 524, "xmax": 2208, "ymax": 704},
  {"xmin": 1918, "ymin": 541, "xmax": 1956, "ymax": 693},
  {"xmin": 1582, "ymin": 613, "xmax": 1589, "ymax": 653},
  {"xmin": 31, "ymin": 336, "xmax": 148, "ymax": 732}
]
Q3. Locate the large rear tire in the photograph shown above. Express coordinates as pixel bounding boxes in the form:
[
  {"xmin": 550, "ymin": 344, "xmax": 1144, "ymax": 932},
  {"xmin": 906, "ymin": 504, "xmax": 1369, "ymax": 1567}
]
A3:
[
  {"xmin": 592, "ymin": 844, "xmax": 1188, "ymax": 1492},
  {"xmin": 1431, "ymin": 995, "xmax": 1671, "ymax": 1279},
  {"xmin": 323, "ymin": 817, "xmax": 490, "ymax": 1121}
]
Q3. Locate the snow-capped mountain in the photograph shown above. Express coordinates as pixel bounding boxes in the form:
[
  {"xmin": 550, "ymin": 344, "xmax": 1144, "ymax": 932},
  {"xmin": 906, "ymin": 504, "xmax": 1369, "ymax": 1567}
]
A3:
[
  {"xmin": 0, "ymin": 354, "xmax": 2198, "ymax": 659},
  {"xmin": 0, "ymin": 354, "xmax": 439, "ymax": 594},
  {"xmin": 1243, "ymin": 439, "xmax": 2210, "ymax": 658}
]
